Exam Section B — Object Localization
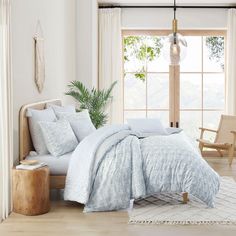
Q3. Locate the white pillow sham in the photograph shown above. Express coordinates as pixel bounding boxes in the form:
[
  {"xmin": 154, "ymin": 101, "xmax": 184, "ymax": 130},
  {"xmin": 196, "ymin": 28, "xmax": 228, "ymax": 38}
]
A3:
[
  {"xmin": 127, "ymin": 118, "xmax": 168, "ymax": 135},
  {"xmin": 38, "ymin": 119, "xmax": 78, "ymax": 157},
  {"xmin": 46, "ymin": 103, "xmax": 76, "ymax": 115},
  {"xmin": 56, "ymin": 110, "xmax": 96, "ymax": 142},
  {"xmin": 26, "ymin": 108, "xmax": 57, "ymax": 154}
]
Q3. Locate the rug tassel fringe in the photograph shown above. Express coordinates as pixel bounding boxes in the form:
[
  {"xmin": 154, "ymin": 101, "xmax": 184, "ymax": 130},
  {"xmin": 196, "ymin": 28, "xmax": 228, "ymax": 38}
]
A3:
[{"xmin": 128, "ymin": 220, "xmax": 236, "ymax": 225}]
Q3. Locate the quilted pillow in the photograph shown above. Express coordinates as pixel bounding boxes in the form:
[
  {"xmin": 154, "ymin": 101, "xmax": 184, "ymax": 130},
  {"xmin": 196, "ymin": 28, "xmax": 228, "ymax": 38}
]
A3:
[
  {"xmin": 26, "ymin": 108, "xmax": 57, "ymax": 154},
  {"xmin": 38, "ymin": 120, "xmax": 78, "ymax": 157},
  {"xmin": 127, "ymin": 118, "xmax": 168, "ymax": 135},
  {"xmin": 56, "ymin": 110, "xmax": 96, "ymax": 142}
]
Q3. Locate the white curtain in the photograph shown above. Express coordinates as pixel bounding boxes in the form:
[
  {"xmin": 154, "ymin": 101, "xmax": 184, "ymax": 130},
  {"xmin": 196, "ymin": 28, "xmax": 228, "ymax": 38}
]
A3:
[
  {"xmin": 98, "ymin": 8, "xmax": 123, "ymax": 124},
  {"xmin": 226, "ymin": 9, "xmax": 236, "ymax": 115},
  {"xmin": 0, "ymin": 0, "xmax": 13, "ymax": 221}
]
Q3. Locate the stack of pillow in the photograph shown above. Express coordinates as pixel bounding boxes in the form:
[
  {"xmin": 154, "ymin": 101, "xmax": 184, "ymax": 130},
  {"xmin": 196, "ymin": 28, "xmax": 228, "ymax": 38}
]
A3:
[
  {"xmin": 27, "ymin": 104, "xmax": 96, "ymax": 157},
  {"xmin": 27, "ymin": 103, "xmax": 182, "ymax": 158}
]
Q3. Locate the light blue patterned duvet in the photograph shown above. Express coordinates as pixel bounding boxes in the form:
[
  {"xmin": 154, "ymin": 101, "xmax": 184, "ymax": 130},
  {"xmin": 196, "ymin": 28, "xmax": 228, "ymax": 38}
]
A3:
[{"xmin": 64, "ymin": 125, "xmax": 220, "ymax": 212}]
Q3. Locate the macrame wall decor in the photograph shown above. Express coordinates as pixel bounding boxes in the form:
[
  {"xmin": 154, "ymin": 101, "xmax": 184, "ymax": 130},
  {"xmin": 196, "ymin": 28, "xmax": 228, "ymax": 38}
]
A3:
[{"xmin": 34, "ymin": 20, "xmax": 45, "ymax": 93}]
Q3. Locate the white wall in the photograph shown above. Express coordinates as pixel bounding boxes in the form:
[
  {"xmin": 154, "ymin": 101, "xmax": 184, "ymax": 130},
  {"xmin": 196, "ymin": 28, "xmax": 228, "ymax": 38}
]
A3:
[
  {"xmin": 11, "ymin": 0, "xmax": 76, "ymax": 162},
  {"xmin": 76, "ymin": 0, "xmax": 98, "ymax": 89},
  {"xmin": 122, "ymin": 8, "xmax": 228, "ymax": 29}
]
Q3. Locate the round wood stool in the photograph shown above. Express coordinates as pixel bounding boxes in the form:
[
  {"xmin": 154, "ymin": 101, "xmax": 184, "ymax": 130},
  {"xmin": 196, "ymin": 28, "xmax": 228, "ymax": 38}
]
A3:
[{"xmin": 12, "ymin": 166, "xmax": 50, "ymax": 216}]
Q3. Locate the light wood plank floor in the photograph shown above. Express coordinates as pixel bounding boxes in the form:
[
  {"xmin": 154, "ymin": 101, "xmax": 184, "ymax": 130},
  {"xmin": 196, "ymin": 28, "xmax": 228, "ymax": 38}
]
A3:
[{"xmin": 1, "ymin": 157, "xmax": 236, "ymax": 236}]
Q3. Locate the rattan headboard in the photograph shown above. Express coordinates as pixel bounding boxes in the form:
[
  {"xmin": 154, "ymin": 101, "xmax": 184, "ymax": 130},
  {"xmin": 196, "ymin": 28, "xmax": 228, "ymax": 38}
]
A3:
[{"xmin": 19, "ymin": 99, "xmax": 62, "ymax": 161}]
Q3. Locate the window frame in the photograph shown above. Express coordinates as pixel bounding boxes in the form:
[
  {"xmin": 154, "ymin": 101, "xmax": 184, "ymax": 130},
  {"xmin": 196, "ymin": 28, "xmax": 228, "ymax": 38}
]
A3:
[{"xmin": 122, "ymin": 30, "xmax": 226, "ymax": 132}]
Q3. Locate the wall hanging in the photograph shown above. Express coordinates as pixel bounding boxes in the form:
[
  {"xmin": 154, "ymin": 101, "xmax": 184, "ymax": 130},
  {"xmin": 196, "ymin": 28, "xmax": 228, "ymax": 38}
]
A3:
[{"xmin": 34, "ymin": 20, "xmax": 45, "ymax": 93}]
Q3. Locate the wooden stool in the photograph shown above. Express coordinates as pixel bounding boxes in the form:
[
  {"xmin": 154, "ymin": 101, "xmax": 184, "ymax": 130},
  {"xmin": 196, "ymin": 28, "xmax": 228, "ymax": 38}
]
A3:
[{"xmin": 12, "ymin": 166, "xmax": 50, "ymax": 216}]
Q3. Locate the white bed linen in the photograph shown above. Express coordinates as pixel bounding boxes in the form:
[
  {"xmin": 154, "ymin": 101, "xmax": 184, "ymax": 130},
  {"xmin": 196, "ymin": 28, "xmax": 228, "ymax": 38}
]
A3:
[
  {"xmin": 26, "ymin": 152, "xmax": 72, "ymax": 175},
  {"xmin": 64, "ymin": 125, "xmax": 220, "ymax": 212}
]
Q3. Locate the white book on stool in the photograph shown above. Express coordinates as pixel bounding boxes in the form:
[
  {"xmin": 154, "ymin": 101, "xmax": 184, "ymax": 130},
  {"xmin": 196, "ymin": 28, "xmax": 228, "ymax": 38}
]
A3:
[{"xmin": 16, "ymin": 162, "xmax": 47, "ymax": 170}]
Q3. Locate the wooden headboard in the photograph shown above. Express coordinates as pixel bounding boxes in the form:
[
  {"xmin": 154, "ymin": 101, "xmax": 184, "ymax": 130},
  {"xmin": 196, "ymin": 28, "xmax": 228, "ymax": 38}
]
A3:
[{"xmin": 19, "ymin": 99, "xmax": 62, "ymax": 161}]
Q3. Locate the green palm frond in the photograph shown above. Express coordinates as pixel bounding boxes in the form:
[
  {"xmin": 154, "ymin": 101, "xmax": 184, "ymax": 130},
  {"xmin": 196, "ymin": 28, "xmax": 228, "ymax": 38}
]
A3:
[
  {"xmin": 66, "ymin": 81, "xmax": 91, "ymax": 106},
  {"xmin": 103, "ymin": 81, "xmax": 117, "ymax": 101},
  {"xmin": 65, "ymin": 80, "xmax": 117, "ymax": 128}
]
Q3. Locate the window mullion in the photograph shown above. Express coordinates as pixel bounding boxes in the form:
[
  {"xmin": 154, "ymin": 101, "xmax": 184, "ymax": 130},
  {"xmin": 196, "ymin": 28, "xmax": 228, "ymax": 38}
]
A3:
[
  {"xmin": 145, "ymin": 39, "xmax": 148, "ymax": 118},
  {"xmin": 202, "ymin": 36, "xmax": 204, "ymax": 128}
]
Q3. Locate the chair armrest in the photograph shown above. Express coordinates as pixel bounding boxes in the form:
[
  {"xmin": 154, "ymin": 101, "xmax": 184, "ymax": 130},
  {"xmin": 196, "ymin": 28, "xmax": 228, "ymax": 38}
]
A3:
[{"xmin": 199, "ymin": 127, "xmax": 218, "ymax": 133}]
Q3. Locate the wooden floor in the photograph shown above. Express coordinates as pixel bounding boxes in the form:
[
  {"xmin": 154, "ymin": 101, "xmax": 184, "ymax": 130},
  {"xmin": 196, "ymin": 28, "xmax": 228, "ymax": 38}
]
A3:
[{"xmin": 1, "ymin": 157, "xmax": 236, "ymax": 236}]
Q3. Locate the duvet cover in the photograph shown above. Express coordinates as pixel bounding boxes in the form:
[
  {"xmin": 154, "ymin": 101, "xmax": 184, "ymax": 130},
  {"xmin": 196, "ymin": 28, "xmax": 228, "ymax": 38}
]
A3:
[{"xmin": 64, "ymin": 125, "xmax": 220, "ymax": 212}]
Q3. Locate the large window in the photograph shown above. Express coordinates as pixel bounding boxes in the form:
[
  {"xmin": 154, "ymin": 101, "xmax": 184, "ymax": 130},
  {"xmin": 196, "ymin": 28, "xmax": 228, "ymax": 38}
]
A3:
[
  {"xmin": 123, "ymin": 31, "xmax": 226, "ymax": 140},
  {"xmin": 123, "ymin": 35, "xmax": 169, "ymax": 126}
]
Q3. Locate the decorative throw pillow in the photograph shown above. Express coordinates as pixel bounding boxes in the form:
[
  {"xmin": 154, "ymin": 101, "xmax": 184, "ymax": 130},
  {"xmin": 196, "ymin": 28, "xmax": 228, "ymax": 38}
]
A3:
[
  {"xmin": 56, "ymin": 110, "xmax": 96, "ymax": 142},
  {"xmin": 46, "ymin": 103, "xmax": 76, "ymax": 116},
  {"xmin": 38, "ymin": 120, "xmax": 78, "ymax": 157},
  {"xmin": 26, "ymin": 108, "xmax": 57, "ymax": 154},
  {"xmin": 127, "ymin": 118, "xmax": 168, "ymax": 135}
]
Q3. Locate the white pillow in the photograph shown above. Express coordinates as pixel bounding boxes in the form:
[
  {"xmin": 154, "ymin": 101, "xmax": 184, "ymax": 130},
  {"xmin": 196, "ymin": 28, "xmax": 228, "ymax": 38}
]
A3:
[
  {"xmin": 38, "ymin": 120, "xmax": 78, "ymax": 157},
  {"xmin": 26, "ymin": 108, "xmax": 57, "ymax": 154},
  {"xmin": 127, "ymin": 118, "xmax": 168, "ymax": 135},
  {"xmin": 56, "ymin": 110, "xmax": 96, "ymax": 142},
  {"xmin": 46, "ymin": 103, "xmax": 76, "ymax": 115}
]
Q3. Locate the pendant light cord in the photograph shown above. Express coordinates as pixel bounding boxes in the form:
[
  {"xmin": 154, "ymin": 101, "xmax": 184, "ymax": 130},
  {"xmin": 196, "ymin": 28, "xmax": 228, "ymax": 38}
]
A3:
[
  {"xmin": 174, "ymin": 0, "xmax": 176, "ymax": 20},
  {"xmin": 173, "ymin": 0, "xmax": 177, "ymax": 43}
]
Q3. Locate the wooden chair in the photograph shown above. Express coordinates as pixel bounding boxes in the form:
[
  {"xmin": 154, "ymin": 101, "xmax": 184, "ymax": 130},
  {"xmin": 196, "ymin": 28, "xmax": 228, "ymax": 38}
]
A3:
[{"xmin": 197, "ymin": 115, "xmax": 236, "ymax": 166}]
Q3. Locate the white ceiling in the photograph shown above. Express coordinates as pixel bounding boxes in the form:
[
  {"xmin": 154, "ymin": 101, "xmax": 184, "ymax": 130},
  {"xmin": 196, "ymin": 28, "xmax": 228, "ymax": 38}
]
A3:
[{"xmin": 98, "ymin": 0, "xmax": 236, "ymax": 5}]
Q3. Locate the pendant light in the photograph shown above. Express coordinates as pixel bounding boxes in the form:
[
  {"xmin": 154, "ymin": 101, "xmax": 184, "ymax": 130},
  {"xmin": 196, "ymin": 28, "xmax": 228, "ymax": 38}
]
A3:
[{"xmin": 163, "ymin": 0, "xmax": 187, "ymax": 65}]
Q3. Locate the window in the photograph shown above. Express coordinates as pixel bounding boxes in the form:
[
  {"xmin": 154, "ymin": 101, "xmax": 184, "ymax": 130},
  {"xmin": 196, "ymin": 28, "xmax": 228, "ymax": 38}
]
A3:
[
  {"xmin": 123, "ymin": 31, "xmax": 226, "ymax": 140},
  {"xmin": 123, "ymin": 34, "xmax": 170, "ymax": 126},
  {"xmin": 180, "ymin": 35, "xmax": 225, "ymax": 140}
]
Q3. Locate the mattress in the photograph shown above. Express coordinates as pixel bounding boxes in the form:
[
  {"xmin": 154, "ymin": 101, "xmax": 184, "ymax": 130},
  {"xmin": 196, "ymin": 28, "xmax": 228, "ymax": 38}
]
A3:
[{"xmin": 26, "ymin": 152, "xmax": 72, "ymax": 175}]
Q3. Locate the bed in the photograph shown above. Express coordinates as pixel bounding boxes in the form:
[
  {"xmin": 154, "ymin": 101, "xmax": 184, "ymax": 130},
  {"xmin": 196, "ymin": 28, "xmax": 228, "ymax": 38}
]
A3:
[
  {"xmin": 19, "ymin": 99, "xmax": 220, "ymax": 212},
  {"xmin": 19, "ymin": 99, "xmax": 67, "ymax": 189}
]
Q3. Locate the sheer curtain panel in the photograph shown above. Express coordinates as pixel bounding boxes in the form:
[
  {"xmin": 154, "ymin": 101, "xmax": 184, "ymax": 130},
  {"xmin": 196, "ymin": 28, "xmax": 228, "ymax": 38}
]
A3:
[
  {"xmin": 0, "ymin": 0, "xmax": 13, "ymax": 221},
  {"xmin": 226, "ymin": 9, "xmax": 236, "ymax": 115},
  {"xmin": 98, "ymin": 8, "xmax": 123, "ymax": 124}
]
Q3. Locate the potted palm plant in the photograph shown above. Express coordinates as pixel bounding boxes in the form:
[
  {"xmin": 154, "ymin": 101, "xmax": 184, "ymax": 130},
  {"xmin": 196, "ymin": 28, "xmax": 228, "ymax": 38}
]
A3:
[{"xmin": 65, "ymin": 81, "xmax": 117, "ymax": 128}]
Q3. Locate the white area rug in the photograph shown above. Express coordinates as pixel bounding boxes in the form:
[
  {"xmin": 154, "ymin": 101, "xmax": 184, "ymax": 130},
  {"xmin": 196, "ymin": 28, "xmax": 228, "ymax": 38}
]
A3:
[{"xmin": 129, "ymin": 177, "xmax": 236, "ymax": 225}]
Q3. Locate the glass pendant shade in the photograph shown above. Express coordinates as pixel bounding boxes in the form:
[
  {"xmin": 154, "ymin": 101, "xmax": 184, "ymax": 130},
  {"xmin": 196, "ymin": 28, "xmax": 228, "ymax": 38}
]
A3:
[
  {"xmin": 163, "ymin": 2, "xmax": 188, "ymax": 65},
  {"xmin": 163, "ymin": 33, "xmax": 187, "ymax": 65}
]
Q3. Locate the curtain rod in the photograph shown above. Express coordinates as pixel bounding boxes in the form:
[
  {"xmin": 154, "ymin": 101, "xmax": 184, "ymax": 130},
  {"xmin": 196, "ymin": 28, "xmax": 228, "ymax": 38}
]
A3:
[{"xmin": 99, "ymin": 5, "xmax": 236, "ymax": 9}]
